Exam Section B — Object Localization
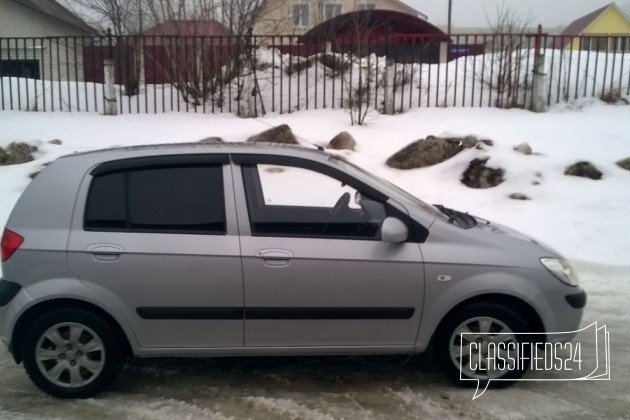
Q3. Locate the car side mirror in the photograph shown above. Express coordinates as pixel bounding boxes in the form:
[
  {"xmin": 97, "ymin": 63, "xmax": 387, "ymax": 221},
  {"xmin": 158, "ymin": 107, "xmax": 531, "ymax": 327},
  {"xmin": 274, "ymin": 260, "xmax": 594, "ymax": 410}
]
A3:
[{"xmin": 381, "ymin": 217, "xmax": 409, "ymax": 243}]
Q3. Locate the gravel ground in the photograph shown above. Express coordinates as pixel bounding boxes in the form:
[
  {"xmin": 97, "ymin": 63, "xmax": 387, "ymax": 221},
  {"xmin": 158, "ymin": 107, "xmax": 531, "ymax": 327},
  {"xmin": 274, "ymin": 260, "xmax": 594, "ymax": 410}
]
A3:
[{"xmin": 0, "ymin": 263, "xmax": 628, "ymax": 420}]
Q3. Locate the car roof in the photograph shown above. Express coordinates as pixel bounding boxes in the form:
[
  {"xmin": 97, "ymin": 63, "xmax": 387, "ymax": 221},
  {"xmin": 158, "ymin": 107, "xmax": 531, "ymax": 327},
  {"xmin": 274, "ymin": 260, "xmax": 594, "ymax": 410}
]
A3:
[{"xmin": 62, "ymin": 142, "xmax": 331, "ymax": 162}]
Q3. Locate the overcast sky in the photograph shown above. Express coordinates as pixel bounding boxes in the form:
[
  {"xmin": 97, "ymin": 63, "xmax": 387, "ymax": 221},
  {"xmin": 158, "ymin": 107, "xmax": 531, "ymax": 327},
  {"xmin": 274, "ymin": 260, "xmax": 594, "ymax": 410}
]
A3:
[{"xmin": 407, "ymin": 0, "xmax": 630, "ymax": 28}]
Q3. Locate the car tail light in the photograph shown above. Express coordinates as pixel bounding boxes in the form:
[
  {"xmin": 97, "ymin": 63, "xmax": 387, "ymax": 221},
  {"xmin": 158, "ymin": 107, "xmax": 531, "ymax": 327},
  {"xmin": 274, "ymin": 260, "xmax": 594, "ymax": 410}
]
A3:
[{"xmin": 1, "ymin": 229, "xmax": 24, "ymax": 262}]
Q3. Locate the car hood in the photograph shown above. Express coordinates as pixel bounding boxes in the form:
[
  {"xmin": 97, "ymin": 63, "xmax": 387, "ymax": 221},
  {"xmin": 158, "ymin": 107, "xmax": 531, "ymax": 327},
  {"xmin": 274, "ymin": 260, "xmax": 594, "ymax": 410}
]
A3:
[{"xmin": 413, "ymin": 207, "xmax": 563, "ymax": 269}]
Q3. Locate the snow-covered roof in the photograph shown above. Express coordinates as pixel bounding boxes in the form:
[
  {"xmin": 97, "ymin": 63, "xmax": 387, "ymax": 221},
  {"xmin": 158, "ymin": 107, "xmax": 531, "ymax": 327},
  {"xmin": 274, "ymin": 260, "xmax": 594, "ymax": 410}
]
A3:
[{"xmin": 12, "ymin": 0, "xmax": 96, "ymax": 34}]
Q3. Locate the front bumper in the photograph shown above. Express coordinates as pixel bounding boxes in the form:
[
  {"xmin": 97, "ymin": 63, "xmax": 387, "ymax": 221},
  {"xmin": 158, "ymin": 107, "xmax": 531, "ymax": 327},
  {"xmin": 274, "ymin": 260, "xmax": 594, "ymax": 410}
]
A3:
[
  {"xmin": 530, "ymin": 286, "xmax": 587, "ymax": 343},
  {"xmin": 565, "ymin": 289, "xmax": 587, "ymax": 308}
]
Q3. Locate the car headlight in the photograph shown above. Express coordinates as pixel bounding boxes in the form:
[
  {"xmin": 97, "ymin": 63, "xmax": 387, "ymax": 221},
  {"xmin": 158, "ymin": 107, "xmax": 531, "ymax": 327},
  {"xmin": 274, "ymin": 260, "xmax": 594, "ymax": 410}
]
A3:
[{"xmin": 540, "ymin": 258, "xmax": 579, "ymax": 287}]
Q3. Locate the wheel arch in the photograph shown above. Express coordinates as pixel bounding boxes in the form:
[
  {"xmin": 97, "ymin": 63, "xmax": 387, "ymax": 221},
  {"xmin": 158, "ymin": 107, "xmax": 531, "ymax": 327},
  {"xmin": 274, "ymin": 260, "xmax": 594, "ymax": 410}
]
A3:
[
  {"xmin": 11, "ymin": 298, "xmax": 133, "ymax": 364},
  {"xmin": 432, "ymin": 293, "xmax": 546, "ymax": 345}
]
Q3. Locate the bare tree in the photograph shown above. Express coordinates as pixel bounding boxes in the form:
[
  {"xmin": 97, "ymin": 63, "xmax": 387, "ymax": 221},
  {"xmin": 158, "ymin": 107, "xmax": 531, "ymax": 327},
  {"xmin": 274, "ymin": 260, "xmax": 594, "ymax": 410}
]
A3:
[
  {"xmin": 327, "ymin": 9, "xmax": 395, "ymax": 125},
  {"xmin": 61, "ymin": 0, "xmax": 141, "ymax": 35},
  {"xmin": 482, "ymin": 3, "xmax": 535, "ymax": 108},
  {"xmin": 140, "ymin": 0, "xmax": 272, "ymax": 113},
  {"xmin": 65, "ymin": 0, "xmax": 277, "ymax": 112},
  {"xmin": 61, "ymin": 0, "xmax": 144, "ymax": 95},
  {"xmin": 217, "ymin": 0, "xmax": 267, "ymax": 36}
]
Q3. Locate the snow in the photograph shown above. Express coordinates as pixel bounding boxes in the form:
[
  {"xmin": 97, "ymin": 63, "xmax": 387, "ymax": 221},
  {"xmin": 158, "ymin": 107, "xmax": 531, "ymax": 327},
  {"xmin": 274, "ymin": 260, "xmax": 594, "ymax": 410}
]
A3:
[
  {"xmin": 0, "ymin": 99, "xmax": 629, "ymax": 417},
  {"xmin": 2, "ymin": 99, "xmax": 628, "ymax": 265}
]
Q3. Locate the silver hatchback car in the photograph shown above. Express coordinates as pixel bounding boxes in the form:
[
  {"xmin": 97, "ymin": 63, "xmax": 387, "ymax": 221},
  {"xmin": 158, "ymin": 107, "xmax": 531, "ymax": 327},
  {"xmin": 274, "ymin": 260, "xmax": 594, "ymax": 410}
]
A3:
[{"xmin": 0, "ymin": 143, "xmax": 585, "ymax": 398}]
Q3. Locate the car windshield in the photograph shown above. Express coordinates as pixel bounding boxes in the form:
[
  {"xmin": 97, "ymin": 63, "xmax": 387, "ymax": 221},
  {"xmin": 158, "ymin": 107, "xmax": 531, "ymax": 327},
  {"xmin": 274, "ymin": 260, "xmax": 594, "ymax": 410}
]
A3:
[{"xmin": 329, "ymin": 155, "xmax": 447, "ymax": 220}]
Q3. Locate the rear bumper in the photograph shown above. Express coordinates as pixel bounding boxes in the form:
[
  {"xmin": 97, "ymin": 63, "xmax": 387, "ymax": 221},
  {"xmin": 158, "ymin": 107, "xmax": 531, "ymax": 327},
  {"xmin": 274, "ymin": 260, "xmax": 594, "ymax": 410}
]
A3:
[
  {"xmin": 0, "ymin": 279, "xmax": 22, "ymax": 355},
  {"xmin": 0, "ymin": 279, "xmax": 21, "ymax": 307}
]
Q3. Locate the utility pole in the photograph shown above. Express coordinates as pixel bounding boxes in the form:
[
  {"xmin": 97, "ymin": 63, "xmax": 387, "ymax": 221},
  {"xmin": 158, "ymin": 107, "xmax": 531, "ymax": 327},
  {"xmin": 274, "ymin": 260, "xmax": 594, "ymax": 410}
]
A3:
[
  {"xmin": 447, "ymin": 0, "xmax": 453, "ymax": 36},
  {"xmin": 137, "ymin": 0, "xmax": 143, "ymax": 33}
]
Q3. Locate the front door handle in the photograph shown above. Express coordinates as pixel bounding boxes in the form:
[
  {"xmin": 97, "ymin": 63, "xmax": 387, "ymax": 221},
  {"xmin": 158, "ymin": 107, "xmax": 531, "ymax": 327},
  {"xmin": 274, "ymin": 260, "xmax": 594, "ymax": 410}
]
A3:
[
  {"xmin": 87, "ymin": 244, "xmax": 123, "ymax": 262},
  {"xmin": 256, "ymin": 249, "xmax": 293, "ymax": 267}
]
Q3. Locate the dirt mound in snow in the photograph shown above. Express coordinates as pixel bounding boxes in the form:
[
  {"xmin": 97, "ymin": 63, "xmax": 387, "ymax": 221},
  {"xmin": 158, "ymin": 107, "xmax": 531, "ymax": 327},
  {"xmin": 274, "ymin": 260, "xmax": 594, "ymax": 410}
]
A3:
[
  {"xmin": 386, "ymin": 135, "xmax": 490, "ymax": 170},
  {"xmin": 0, "ymin": 142, "xmax": 37, "ymax": 166},
  {"xmin": 327, "ymin": 131, "xmax": 356, "ymax": 151},
  {"xmin": 564, "ymin": 161, "xmax": 603, "ymax": 180},
  {"xmin": 461, "ymin": 158, "xmax": 505, "ymax": 189},
  {"xmin": 247, "ymin": 124, "xmax": 299, "ymax": 145}
]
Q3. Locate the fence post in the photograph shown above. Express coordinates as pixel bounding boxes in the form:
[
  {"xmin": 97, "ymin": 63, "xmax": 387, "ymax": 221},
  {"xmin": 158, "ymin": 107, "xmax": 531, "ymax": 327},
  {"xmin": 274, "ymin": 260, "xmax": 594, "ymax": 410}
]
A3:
[
  {"xmin": 239, "ymin": 64, "xmax": 257, "ymax": 118},
  {"xmin": 238, "ymin": 36, "xmax": 258, "ymax": 118},
  {"xmin": 531, "ymin": 25, "xmax": 547, "ymax": 112},
  {"xmin": 103, "ymin": 29, "xmax": 118, "ymax": 115},
  {"xmin": 383, "ymin": 58, "xmax": 396, "ymax": 115},
  {"xmin": 103, "ymin": 58, "xmax": 118, "ymax": 115},
  {"xmin": 439, "ymin": 41, "xmax": 448, "ymax": 63}
]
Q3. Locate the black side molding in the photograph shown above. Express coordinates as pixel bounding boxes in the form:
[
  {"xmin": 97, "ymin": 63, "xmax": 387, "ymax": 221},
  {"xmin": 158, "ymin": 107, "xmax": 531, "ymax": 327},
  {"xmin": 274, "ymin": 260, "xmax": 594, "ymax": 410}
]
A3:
[
  {"xmin": 0, "ymin": 279, "xmax": 21, "ymax": 307},
  {"xmin": 137, "ymin": 307, "xmax": 415, "ymax": 320},
  {"xmin": 137, "ymin": 307, "xmax": 243, "ymax": 320},
  {"xmin": 565, "ymin": 290, "xmax": 587, "ymax": 309},
  {"xmin": 246, "ymin": 307, "xmax": 415, "ymax": 320}
]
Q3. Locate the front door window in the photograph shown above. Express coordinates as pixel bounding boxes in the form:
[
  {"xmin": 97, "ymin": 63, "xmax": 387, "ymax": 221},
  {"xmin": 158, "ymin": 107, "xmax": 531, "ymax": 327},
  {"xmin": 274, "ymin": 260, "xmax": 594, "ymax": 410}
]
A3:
[{"xmin": 242, "ymin": 163, "xmax": 387, "ymax": 239}]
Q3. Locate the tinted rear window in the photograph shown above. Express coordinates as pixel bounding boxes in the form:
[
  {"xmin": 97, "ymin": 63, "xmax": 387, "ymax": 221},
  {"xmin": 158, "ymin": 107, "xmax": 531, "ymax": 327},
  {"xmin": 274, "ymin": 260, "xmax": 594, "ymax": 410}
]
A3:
[{"xmin": 85, "ymin": 165, "xmax": 226, "ymax": 234}]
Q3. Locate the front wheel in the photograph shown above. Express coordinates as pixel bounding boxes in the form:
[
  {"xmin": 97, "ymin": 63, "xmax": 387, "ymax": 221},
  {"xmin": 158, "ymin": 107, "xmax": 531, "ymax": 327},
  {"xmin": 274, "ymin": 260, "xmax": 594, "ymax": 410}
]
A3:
[
  {"xmin": 22, "ymin": 308, "xmax": 123, "ymax": 398},
  {"xmin": 434, "ymin": 302, "xmax": 533, "ymax": 388}
]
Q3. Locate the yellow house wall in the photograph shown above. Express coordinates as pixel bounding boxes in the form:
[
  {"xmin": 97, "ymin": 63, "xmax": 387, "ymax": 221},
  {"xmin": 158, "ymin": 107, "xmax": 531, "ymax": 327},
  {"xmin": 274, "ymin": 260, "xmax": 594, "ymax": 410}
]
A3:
[
  {"xmin": 584, "ymin": 7, "xmax": 630, "ymax": 34},
  {"xmin": 568, "ymin": 7, "xmax": 630, "ymax": 49}
]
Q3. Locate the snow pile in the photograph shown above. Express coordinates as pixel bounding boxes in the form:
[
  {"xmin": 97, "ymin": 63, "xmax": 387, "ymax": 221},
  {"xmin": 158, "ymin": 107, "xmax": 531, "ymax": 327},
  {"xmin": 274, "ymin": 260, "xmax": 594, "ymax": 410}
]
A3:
[
  {"xmin": 0, "ymin": 99, "xmax": 629, "ymax": 418},
  {"xmin": 0, "ymin": 99, "xmax": 629, "ymax": 270}
]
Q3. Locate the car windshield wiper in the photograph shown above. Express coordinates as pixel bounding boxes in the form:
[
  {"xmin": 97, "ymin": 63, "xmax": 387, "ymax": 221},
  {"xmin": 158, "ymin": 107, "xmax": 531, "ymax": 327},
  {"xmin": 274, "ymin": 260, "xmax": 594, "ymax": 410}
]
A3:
[{"xmin": 434, "ymin": 205, "xmax": 478, "ymax": 229}]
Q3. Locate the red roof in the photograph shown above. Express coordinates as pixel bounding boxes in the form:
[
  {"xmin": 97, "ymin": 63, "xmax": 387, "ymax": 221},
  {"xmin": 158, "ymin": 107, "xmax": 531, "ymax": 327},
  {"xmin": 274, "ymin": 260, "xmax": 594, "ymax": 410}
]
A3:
[
  {"xmin": 143, "ymin": 20, "xmax": 231, "ymax": 37},
  {"xmin": 302, "ymin": 10, "xmax": 449, "ymax": 42}
]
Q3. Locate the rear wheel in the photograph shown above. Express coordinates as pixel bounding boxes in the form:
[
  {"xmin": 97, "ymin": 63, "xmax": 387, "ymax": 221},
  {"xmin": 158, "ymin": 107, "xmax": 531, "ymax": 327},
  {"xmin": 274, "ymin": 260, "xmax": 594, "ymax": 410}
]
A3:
[
  {"xmin": 435, "ymin": 302, "xmax": 533, "ymax": 388},
  {"xmin": 22, "ymin": 308, "xmax": 123, "ymax": 398}
]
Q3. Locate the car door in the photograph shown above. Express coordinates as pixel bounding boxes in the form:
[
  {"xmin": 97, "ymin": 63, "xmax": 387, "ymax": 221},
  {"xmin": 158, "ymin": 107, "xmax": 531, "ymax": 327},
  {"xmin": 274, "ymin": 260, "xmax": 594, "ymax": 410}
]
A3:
[
  {"xmin": 232, "ymin": 155, "xmax": 425, "ymax": 349},
  {"xmin": 67, "ymin": 155, "xmax": 244, "ymax": 349}
]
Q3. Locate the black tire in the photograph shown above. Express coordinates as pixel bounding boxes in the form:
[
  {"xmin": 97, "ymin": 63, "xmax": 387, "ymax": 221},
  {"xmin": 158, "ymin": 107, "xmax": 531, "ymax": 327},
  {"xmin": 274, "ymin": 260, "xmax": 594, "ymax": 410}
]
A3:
[
  {"xmin": 434, "ymin": 302, "xmax": 533, "ymax": 388},
  {"xmin": 22, "ymin": 308, "xmax": 123, "ymax": 398}
]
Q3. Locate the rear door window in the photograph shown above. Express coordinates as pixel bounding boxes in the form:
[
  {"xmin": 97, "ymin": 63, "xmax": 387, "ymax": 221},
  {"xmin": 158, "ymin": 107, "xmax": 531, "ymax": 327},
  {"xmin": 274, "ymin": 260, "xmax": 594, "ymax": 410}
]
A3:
[{"xmin": 85, "ymin": 165, "xmax": 226, "ymax": 234}]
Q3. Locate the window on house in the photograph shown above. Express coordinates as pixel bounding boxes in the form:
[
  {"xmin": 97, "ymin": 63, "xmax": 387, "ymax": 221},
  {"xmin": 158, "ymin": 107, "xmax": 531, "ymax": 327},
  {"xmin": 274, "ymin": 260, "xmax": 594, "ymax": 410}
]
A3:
[
  {"xmin": 0, "ymin": 59, "xmax": 40, "ymax": 79},
  {"xmin": 293, "ymin": 2, "xmax": 310, "ymax": 27},
  {"xmin": 324, "ymin": 3, "xmax": 342, "ymax": 20},
  {"xmin": 613, "ymin": 36, "xmax": 630, "ymax": 52},
  {"xmin": 595, "ymin": 36, "xmax": 609, "ymax": 51},
  {"xmin": 579, "ymin": 35, "xmax": 610, "ymax": 52},
  {"xmin": 357, "ymin": 2, "xmax": 376, "ymax": 11}
]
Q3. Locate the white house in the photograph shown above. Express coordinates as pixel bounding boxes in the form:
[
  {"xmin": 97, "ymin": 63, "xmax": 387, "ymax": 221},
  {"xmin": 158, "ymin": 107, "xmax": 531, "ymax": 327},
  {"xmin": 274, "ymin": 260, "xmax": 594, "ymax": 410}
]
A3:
[{"xmin": 0, "ymin": 0, "xmax": 95, "ymax": 81}]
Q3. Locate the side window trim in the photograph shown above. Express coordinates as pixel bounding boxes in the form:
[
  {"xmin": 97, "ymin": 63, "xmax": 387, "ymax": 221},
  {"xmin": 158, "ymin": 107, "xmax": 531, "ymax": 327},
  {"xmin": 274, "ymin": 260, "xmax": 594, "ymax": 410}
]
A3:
[{"xmin": 91, "ymin": 154, "xmax": 229, "ymax": 176}]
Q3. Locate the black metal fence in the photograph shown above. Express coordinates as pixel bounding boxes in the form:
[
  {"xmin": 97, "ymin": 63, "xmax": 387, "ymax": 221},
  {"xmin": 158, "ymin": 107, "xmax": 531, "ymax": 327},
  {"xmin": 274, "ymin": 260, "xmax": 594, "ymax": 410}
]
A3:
[{"xmin": 1, "ymin": 33, "xmax": 629, "ymax": 114}]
